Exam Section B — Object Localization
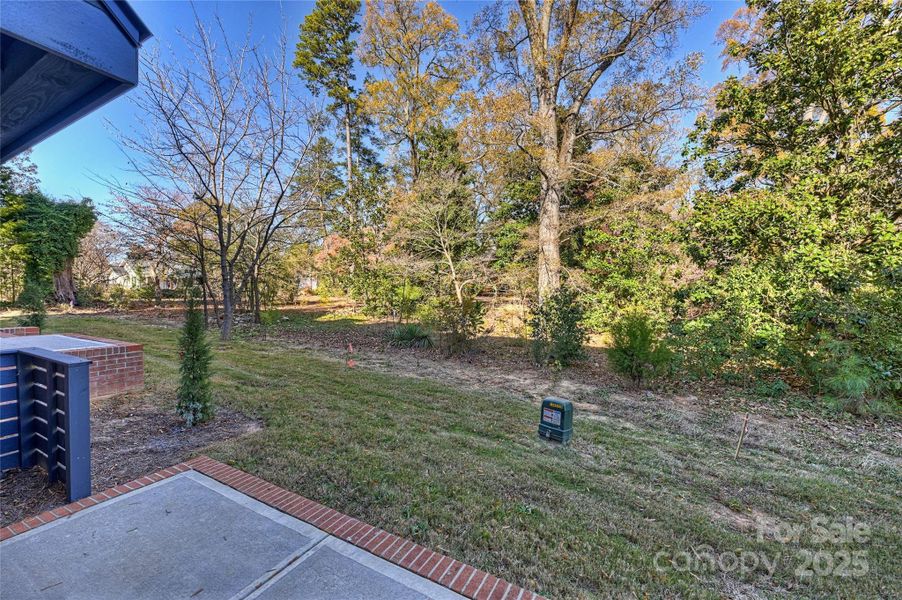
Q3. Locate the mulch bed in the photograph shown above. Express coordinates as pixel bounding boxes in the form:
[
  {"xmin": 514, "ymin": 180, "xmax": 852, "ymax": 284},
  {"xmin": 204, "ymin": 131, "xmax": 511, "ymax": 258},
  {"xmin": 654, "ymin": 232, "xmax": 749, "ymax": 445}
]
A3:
[{"xmin": 0, "ymin": 393, "xmax": 260, "ymax": 527}]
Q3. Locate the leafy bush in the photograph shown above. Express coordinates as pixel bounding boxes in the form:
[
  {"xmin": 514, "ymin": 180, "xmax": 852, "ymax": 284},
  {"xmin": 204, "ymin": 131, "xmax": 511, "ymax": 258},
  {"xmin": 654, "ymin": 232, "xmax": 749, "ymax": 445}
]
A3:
[
  {"xmin": 107, "ymin": 286, "xmax": 133, "ymax": 310},
  {"xmin": 17, "ymin": 280, "xmax": 47, "ymax": 329},
  {"xmin": 674, "ymin": 264, "xmax": 901, "ymax": 406},
  {"xmin": 579, "ymin": 202, "xmax": 685, "ymax": 333},
  {"xmin": 530, "ymin": 286, "xmax": 588, "ymax": 367},
  {"xmin": 177, "ymin": 292, "xmax": 213, "ymax": 426},
  {"xmin": 824, "ymin": 354, "xmax": 872, "ymax": 402},
  {"xmin": 674, "ymin": 266, "xmax": 789, "ymax": 379},
  {"xmin": 351, "ymin": 267, "xmax": 416, "ymax": 319},
  {"xmin": 754, "ymin": 378, "xmax": 790, "ymax": 399},
  {"xmin": 135, "ymin": 284, "xmax": 159, "ymax": 303},
  {"xmin": 809, "ymin": 339, "xmax": 899, "ymax": 414},
  {"xmin": 75, "ymin": 284, "xmax": 104, "ymax": 308},
  {"xmin": 259, "ymin": 308, "xmax": 280, "ymax": 326},
  {"xmin": 388, "ymin": 323, "xmax": 434, "ymax": 349},
  {"xmin": 420, "ymin": 295, "xmax": 484, "ymax": 355},
  {"xmin": 390, "ymin": 281, "xmax": 424, "ymax": 322},
  {"xmin": 607, "ymin": 312, "xmax": 672, "ymax": 385}
]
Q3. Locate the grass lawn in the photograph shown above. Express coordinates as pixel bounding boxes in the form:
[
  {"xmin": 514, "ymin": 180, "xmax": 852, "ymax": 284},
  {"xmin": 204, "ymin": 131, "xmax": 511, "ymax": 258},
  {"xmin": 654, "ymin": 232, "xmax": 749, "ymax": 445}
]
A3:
[{"xmin": 23, "ymin": 315, "xmax": 902, "ymax": 599}]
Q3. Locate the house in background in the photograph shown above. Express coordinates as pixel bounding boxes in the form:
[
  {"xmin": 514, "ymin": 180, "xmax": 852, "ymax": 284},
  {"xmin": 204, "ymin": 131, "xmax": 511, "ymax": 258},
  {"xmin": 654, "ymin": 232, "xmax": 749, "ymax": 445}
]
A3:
[{"xmin": 108, "ymin": 260, "xmax": 184, "ymax": 291}]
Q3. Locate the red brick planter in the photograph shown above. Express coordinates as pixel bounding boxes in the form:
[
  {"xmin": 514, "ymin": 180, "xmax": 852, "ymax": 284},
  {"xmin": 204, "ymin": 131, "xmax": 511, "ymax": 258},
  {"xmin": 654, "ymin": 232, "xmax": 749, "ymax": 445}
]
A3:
[
  {"xmin": 0, "ymin": 327, "xmax": 40, "ymax": 337},
  {"xmin": 0, "ymin": 329, "xmax": 144, "ymax": 398},
  {"xmin": 61, "ymin": 334, "xmax": 144, "ymax": 398}
]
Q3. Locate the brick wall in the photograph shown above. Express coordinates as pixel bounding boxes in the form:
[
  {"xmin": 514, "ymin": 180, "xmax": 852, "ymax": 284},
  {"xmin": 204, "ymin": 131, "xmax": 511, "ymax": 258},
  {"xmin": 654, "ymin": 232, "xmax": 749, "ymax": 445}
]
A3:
[
  {"xmin": 58, "ymin": 335, "xmax": 144, "ymax": 399},
  {"xmin": 0, "ymin": 329, "xmax": 144, "ymax": 398},
  {"xmin": 0, "ymin": 327, "xmax": 40, "ymax": 337}
]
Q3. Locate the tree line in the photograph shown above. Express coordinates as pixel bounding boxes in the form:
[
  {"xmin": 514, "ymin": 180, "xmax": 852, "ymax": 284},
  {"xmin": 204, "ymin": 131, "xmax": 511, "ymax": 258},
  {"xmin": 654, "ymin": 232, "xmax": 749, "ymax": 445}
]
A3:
[{"xmin": 1, "ymin": 0, "xmax": 898, "ymax": 408}]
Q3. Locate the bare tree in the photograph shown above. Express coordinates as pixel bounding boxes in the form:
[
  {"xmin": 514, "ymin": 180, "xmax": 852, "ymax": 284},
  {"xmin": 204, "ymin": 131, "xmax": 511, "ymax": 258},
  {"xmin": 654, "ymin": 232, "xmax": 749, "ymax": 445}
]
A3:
[
  {"xmin": 113, "ymin": 15, "xmax": 323, "ymax": 339},
  {"xmin": 73, "ymin": 222, "xmax": 123, "ymax": 293}
]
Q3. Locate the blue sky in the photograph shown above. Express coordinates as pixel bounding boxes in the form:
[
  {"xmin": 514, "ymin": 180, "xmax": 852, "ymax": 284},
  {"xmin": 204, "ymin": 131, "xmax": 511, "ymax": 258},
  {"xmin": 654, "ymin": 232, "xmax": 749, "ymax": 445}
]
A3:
[{"xmin": 28, "ymin": 0, "xmax": 742, "ymax": 210}]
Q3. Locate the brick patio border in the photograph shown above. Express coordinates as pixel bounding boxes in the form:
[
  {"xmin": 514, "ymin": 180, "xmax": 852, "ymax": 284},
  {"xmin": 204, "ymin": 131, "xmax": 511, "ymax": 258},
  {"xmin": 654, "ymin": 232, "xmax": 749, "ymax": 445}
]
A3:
[{"xmin": 0, "ymin": 456, "xmax": 546, "ymax": 600}]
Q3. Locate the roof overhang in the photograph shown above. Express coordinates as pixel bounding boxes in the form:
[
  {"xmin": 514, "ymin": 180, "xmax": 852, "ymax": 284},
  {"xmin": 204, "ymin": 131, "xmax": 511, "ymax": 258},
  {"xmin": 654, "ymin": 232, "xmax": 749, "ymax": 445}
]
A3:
[{"xmin": 0, "ymin": 0, "xmax": 151, "ymax": 163}]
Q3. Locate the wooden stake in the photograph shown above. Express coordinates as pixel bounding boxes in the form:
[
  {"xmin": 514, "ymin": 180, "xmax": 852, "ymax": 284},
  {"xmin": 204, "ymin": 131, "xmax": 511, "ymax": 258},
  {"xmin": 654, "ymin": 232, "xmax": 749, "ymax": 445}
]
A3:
[{"xmin": 735, "ymin": 413, "xmax": 750, "ymax": 460}]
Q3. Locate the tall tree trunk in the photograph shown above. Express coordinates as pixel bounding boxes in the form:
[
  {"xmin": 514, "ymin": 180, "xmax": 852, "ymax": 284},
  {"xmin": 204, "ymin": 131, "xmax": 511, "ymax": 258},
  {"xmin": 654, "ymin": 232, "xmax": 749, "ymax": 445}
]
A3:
[
  {"xmin": 219, "ymin": 256, "xmax": 233, "ymax": 341},
  {"xmin": 538, "ymin": 175, "xmax": 562, "ymax": 299},
  {"xmin": 197, "ymin": 254, "xmax": 209, "ymax": 327},
  {"xmin": 153, "ymin": 272, "xmax": 162, "ymax": 306},
  {"xmin": 537, "ymin": 99, "xmax": 563, "ymax": 300},
  {"xmin": 206, "ymin": 278, "xmax": 220, "ymax": 323},
  {"xmin": 194, "ymin": 224, "xmax": 210, "ymax": 326},
  {"xmin": 344, "ymin": 103, "xmax": 354, "ymax": 194},
  {"xmin": 53, "ymin": 259, "xmax": 77, "ymax": 305},
  {"xmin": 201, "ymin": 278, "xmax": 209, "ymax": 326},
  {"xmin": 251, "ymin": 263, "xmax": 261, "ymax": 324}
]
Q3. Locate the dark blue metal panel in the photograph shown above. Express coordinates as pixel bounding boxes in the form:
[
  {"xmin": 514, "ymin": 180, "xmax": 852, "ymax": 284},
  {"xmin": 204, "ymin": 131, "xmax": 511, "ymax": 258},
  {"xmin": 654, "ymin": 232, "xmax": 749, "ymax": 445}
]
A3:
[
  {"xmin": 0, "ymin": 386, "xmax": 15, "ymax": 402},
  {"xmin": 19, "ymin": 348, "xmax": 97, "ymax": 366},
  {"xmin": 104, "ymin": 0, "xmax": 152, "ymax": 46},
  {"xmin": 18, "ymin": 349, "xmax": 92, "ymax": 500},
  {"xmin": 0, "ymin": 435, "xmax": 18, "ymax": 454},
  {"xmin": 0, "ymin": 402, "xmax": 16, "ymax": 420},
  {"xmin": 16, "ymin": 352, "xmax": 36, "ymax": 469},
  {"xmin": 44, "ymin": 360, "xmax": 60, "ymax": 484},
  {"xmin": 2, "ymin": 349, "xmax": 91, "ymax": 501},
  {"xmin": 0, "ymin": 453, "xmax": 19, "ymax": 471},
  {"xmin": 0, "ymin": 419, "xmax": 17, "ymax": 437},
  {"xmin": 1, "ymin": 1, "xmax": 139, "ymax": 82},
  {"xmin": 64, "ymin": 360, "xmax": 91, "ymax": 501},
  {"xmin": 0, "ymin": 352, "xmax": 21, "ymax": 473},
  {"xmin": 0, "ymin": 368, "xmax": 15, "ymax": 385}
]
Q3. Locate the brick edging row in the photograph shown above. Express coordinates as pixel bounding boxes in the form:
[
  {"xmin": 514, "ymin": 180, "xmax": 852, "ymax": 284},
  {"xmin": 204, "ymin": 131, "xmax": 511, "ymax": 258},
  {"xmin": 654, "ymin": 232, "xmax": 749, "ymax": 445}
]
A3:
[
  {"xmin": 186, "ymin": 456, "xmax": 545, "ymax": 600},
  {"xmin": 0, "ymin": 456, "xmax": 546, "ymax": 600}
]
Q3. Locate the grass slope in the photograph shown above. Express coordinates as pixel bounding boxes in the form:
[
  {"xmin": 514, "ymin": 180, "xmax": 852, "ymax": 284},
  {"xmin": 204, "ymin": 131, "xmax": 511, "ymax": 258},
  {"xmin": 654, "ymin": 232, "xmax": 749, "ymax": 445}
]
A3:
[{"xmin": 34, "ymin": 316, "xmax": 901, "ymax": 599}]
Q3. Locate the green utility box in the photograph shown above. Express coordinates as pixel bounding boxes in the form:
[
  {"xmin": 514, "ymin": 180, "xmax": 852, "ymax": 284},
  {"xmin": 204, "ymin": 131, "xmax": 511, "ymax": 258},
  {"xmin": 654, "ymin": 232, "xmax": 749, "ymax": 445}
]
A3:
[{"xmin": 538, "ymin": 397, "xmax": 573, "ymax": 443}]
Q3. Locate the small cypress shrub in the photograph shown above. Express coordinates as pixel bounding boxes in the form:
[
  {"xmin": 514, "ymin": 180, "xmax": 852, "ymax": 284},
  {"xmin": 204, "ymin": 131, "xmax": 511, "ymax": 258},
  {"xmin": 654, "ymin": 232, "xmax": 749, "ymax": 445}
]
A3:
[
  {"xmin": 17, "ymin": 280, "xmax": 47, "ymax": 329},
  {"xmin": 607, "ymin": 311, "xmax": 672, "ymax": 385},
  {"xmin": 177, "ymin": 291, "xmax": 213, "ymax": 426}
]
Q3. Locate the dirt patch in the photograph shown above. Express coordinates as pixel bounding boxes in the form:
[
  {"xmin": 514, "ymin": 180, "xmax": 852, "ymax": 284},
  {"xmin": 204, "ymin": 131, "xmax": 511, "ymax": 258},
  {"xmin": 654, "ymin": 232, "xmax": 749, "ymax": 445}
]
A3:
[{"xmin": 0, "ymin": 392, "xmax": 260, "ymax": 527}]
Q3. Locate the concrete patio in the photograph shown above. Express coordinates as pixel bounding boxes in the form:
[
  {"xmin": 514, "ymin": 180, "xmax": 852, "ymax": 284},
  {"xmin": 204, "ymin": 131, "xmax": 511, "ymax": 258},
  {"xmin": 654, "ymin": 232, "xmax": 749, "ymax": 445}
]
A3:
[{"xmin": 0, "ymin": 458, "xmax": 539, "ymax": 600}]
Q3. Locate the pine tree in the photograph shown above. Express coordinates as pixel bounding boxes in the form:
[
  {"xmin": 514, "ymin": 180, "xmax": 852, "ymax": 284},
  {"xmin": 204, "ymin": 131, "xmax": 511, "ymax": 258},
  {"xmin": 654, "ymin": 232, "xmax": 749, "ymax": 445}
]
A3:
[
  {"xmin": 294, "ymin": 0, "xmax": 361, "ymax": 193},
  {"xmin": 177, "ymin": 290, "xmax": 213, "ymax": 426}
]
